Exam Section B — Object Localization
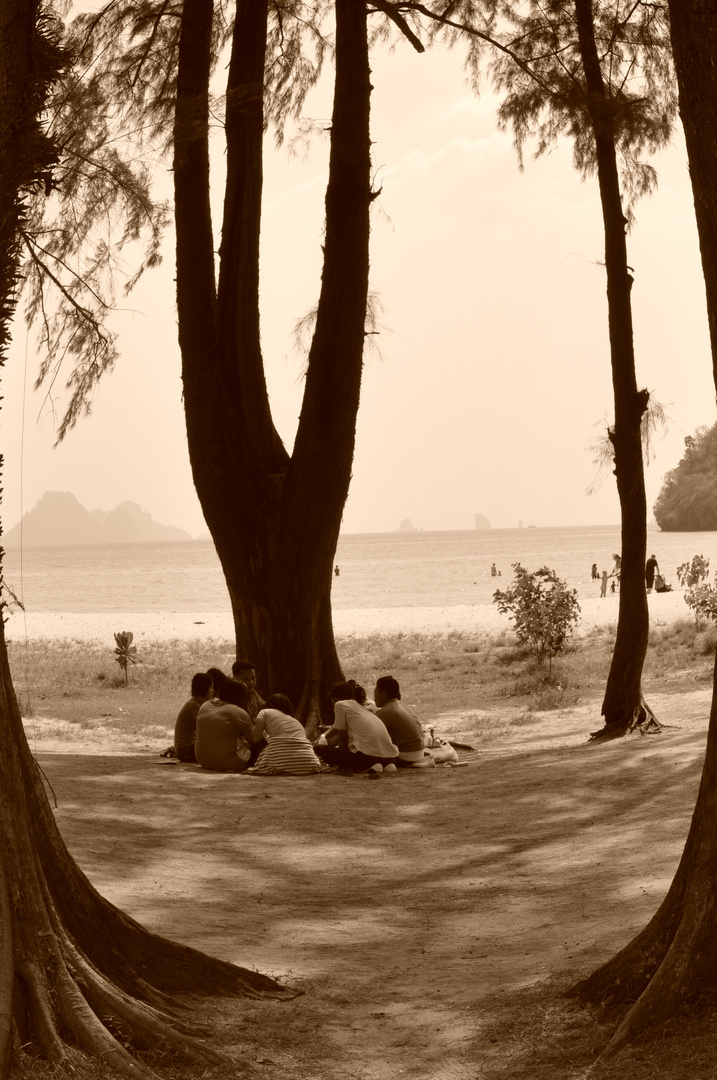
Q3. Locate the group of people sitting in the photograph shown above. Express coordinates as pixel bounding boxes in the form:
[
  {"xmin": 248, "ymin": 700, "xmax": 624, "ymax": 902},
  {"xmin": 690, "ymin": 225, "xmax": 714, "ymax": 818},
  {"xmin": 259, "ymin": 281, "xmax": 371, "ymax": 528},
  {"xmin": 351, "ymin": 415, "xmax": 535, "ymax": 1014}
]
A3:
[{"xmin": 173, "ymin": 662, "xmax": 437, "ymax": 778}]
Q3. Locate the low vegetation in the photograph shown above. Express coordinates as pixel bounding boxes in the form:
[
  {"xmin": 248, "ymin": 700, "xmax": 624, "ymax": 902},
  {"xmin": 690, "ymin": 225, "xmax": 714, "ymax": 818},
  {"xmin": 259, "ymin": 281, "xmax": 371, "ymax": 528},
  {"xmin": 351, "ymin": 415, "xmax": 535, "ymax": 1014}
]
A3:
[{"xmin": 7, "ymin": 617, "xmax": 716, "ymax": 749}]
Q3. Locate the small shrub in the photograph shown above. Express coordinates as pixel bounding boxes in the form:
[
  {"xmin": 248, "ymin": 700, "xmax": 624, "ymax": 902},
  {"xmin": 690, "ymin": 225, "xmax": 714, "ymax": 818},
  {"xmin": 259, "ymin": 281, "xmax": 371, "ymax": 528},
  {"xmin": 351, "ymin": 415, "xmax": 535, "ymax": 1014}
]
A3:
[
  {"xmin": 529, "ymin": 684, "xmax": 582, "ymax": 711},
  {"xmin": 697, "ymin": 625, "xmax": 717, "ymax": 656},
  {"xmin": 510, "ymin": 713, "xmax": 538, "ymax": 727},
  {"xmin": 113, "ymin": 631, "xmax": 137, "ymax": 685},
  {"xmin": 494, "ymin": 563, "xmax": 581, "ymax": 677},
  {"xmin": 684, "ymin": 578, "xmax": 717, "ymax": 630},
  {"xmin": 677, "ymin": 554, "xmax": 710, "ymax": 588}
]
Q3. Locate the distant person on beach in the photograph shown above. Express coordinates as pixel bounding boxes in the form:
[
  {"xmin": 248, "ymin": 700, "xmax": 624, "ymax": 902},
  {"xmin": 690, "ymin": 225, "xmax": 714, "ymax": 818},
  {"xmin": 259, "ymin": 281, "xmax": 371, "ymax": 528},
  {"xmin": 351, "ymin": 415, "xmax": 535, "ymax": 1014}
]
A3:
[
  {"xmin": 610, "ymin": 553, "xmax": 621, "ymax": 581},
  {"xmin": 173, "ymin": 671, "xmax": 213, "ymax": 763},
  {"xmin": 334, "ymin": 565, "xmax": 340, "ymax": 577},
  {"xmin": 611, "ymin": 579, "xmax": 617, "ymax": 594},
  {"xmin": 314, "ymin": 680, "xmax": 399, "ymax": 776},
  {"xmin": 491, "ymin": 563, "xmax": 497, "ymax": 577},
  {"xmin": 600, "ymin": 570, "xmax": 608, "ymax": 598},
  {"xmin": 374, "ymin": 676, "xmax": 430, "ymax": 767},
  {"xmin": 249, "ymin": 694, "xmax": 322, "ymax": 775},
  {"xmin": 591, "ymin": 563, "xmax": 598, "ymax": 580},
  {"xmin": 645, "ymin": 554, "xmax": 660, "ymax": 593},
  {"xmin": 232, "ymin": 659, "xmax": 265, "ymax": 722},
  {"xmin": 195, "ymin": 678, "xmax": 252, "ymax": 772}
]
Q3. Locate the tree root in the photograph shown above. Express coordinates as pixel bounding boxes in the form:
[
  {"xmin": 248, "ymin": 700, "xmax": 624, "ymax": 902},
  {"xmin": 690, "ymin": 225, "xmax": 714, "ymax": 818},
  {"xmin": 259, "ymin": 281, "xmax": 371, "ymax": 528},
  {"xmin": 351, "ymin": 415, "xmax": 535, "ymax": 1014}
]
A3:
[
  {"xmin": 0, "ymin": 862, "xmax": 13, "ymax": 1080},
  {"xmin": 589, "ymin": 696, "xmax": 662, "ymax": 741}
]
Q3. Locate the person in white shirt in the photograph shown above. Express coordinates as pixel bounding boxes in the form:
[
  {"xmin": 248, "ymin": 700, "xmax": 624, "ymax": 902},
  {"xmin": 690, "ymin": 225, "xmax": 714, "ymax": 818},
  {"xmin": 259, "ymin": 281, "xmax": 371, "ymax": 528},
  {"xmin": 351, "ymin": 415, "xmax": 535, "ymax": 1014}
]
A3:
[{"xmin": 314, "ymin": 680, "xmax": 399, "ymax": 776}]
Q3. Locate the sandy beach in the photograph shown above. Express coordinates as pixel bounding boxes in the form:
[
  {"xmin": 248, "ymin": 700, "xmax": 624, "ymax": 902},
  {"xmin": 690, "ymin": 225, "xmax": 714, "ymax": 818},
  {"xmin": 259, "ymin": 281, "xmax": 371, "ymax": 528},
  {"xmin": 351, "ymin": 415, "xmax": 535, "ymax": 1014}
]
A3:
[{"xmin": 4, "ymin": 588, "xmax": 691, "ymax": 643}]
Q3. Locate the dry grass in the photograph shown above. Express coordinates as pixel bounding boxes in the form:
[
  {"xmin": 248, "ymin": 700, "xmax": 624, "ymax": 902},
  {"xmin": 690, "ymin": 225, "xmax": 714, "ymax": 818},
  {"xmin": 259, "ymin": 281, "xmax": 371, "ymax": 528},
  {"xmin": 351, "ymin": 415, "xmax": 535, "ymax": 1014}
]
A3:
[
  {"xmin": 10, "ymin": 619, "xmax": 717, "ymax": 1079},
  {"xmin": 8, "ymin": 619, "xmax": 716, "ymax": 749},
  {"xmin": 471, "ymin": 975, "xmax": 717, "ymax": 1080}
]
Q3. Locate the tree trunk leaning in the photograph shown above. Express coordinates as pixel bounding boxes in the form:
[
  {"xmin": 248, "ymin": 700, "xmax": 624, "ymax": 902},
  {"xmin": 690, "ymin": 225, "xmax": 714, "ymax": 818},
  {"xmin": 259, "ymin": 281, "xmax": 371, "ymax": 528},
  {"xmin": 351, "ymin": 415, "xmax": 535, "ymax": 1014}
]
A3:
[{"xmin": 569, "ymin": 0, "xmax": 717, "ymax": 1056}]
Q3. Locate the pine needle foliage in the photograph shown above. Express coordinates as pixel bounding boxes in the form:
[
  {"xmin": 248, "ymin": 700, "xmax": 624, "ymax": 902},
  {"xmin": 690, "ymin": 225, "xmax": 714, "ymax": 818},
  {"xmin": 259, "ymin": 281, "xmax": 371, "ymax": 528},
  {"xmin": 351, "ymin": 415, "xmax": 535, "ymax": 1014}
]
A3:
[
  {"xmin": 18, "ymin": 1, "xmax": 335, "ymax": 442},
  {"xmin": 489, "ymin": 0, "xmax": 676, "ymax": 221},
  {"xmin": 385, "ymin": 0, "xmax": 677, "ymax": 225}
]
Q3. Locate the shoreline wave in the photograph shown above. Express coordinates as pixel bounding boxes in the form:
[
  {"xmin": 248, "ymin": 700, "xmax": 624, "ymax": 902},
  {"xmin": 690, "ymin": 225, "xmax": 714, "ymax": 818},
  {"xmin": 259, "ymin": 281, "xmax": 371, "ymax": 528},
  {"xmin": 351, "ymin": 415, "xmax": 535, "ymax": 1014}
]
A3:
[{"xmin": 4, "ymin": 591, "xmax": 691, "ymax": 643}]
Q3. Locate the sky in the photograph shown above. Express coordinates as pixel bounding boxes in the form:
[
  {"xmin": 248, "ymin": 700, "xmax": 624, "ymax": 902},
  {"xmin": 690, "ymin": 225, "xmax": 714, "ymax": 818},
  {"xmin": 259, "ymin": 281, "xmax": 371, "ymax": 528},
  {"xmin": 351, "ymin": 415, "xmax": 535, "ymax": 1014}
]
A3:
[{"xmin": 3, "ymin": 22, "xmax": 715, "ymax": 538}]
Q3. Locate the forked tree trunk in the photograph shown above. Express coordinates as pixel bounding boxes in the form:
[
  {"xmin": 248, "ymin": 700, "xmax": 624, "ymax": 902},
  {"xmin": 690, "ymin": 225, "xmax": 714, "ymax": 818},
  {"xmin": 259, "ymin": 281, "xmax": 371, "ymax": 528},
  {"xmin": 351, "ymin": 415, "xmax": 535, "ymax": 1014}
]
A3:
[
  {"xmin": 0, "ymin": 5, "xmax": 291, "ymax": 1076},
  {"xmin": 574, "ymin": 0, "xmax": 653, "ymax": 741},
  {"xmin": 175, "ymin": 0, "xmax": 372, "ymax": 730},
  {"xmin": 567, "ymin": 0, "xmax": 717, "ymax": 1056}
]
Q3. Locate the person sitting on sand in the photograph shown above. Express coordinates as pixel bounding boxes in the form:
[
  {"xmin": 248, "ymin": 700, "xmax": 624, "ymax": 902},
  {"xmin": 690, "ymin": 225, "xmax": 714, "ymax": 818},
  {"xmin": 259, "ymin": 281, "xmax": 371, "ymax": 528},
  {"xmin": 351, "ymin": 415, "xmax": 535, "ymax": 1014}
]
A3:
[
  {"xmin": 249, "ymin": 694, "xmax": 322, "ymax": 775},
  {"xmin": 173, "ymin": 671, "xmax": 213, "ymax": 763},
  {"xmin": 232, "ymin": 659, "xmax": 265, "ymax": 722},
  {"xmin": 206, "ymin": 667, "xmax": 229, "ymax": 698},
  {"xmin": 314, "ymin": 680, "xmax": 399, "ymax": 777},
  {"xmin": 374, "ymin": 676, "xmax": 431, "ymax": 768},
  {"xmin": 195, "ymin": 678, "xmax": 253, "ymax": 773}
]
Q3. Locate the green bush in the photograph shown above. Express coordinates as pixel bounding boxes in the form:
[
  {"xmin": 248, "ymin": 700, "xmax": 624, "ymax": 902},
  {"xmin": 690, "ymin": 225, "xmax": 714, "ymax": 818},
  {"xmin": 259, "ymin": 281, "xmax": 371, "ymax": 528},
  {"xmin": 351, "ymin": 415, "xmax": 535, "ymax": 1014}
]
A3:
[{"xmin": 493, "ymin": 563, "xmax": 581, "ymax": 677}]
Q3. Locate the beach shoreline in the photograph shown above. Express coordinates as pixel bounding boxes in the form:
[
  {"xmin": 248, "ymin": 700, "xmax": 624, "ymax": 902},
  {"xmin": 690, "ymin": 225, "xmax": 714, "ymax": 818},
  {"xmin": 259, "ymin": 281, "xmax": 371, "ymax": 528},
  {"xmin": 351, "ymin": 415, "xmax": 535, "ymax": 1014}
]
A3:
[{"xmin": 4, "ymin": 589, "xmax": 691, "ymax": 643}]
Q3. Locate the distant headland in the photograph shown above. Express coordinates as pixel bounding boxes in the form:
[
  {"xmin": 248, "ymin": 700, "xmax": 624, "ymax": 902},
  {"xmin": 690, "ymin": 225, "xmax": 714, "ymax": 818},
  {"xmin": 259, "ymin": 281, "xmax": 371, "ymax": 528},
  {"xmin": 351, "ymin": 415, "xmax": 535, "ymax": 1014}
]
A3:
[{"xmin": 3, "ymin": 492, "xmax": 191, "ymax": 549}]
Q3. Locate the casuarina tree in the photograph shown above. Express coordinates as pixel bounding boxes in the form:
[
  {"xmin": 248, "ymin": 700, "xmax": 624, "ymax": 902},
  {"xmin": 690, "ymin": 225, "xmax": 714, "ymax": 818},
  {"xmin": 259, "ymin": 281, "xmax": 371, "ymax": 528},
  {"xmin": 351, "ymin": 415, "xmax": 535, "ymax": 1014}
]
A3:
[
  {"xmin": 23, "ymin": 0, "xmax": 426, "ymax": 732},
  {"xmin": 398, "ymin": 0, "xmax": 675, "ymax": 737},
  {"xmin": 0, "ymin": 4, "xmax": 292, "ymax": 1076},
  {"xmin": 563, "ymin": 0, "xmax": 717, "ymax": 1057}
]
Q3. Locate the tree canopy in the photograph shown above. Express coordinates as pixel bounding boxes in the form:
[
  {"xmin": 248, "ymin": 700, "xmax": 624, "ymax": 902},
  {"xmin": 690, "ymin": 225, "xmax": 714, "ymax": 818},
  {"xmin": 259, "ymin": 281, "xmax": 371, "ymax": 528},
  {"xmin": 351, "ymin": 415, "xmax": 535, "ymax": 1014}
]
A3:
[{"xmin": 653, "ymin": 424, "xmax": 717, "ymax": 531}]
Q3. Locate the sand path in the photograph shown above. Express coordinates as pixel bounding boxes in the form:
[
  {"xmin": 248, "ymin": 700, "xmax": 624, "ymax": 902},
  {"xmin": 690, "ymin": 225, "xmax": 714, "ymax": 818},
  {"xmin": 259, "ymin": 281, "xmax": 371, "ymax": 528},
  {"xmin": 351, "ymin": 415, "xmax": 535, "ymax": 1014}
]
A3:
[{"xmin": 37, "ymin": 684, "xmax": 711, "ymax": 1079}]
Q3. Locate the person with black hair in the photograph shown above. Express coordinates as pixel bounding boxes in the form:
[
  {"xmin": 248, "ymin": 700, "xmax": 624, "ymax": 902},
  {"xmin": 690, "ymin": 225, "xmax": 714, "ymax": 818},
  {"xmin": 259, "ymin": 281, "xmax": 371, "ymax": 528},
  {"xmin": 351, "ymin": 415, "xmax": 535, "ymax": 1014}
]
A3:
[
  {"xmin": 374, "ymin": 676, "xmax": 428, "ymax": 767},
  {"xmin": 195, "ymin": 678, "xmax": 253, "ymax": 772},
  {"xmin": 206, "ymin": 667, "xmax": 228, "ymax": 697},
  {"xmin": 249, "ymin": 694, "xmax": 322, "ymax": 775},
  {"xmin": 173, "ymin": 671, "xmax": 213, "ymax": 763},
  {"xmin": 314, "ymin": 680, "xmax": 399, "ymax": 777},
  {"xmin": 231, "ymin": 659, "xmax": 265, "ymax": 722}
]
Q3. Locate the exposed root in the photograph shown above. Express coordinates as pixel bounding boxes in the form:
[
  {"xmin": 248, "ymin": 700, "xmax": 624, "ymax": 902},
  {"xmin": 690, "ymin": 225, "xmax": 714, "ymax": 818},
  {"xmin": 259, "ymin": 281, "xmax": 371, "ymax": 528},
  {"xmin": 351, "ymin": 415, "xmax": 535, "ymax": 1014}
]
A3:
[
  {"xmin": 20, "ymin": 963, "xmax": 68, "ymax": 1065},
  {"xmin": 0, "ymin": 862, "xmax": 13, "ymax": 1080},
  {"xmin": 589, "ymin": 695, "xmax": 662, "ymax": 741},
  {"xmin": 67, "ymin": 947, "xmax": 228, "ymax": 1066}
]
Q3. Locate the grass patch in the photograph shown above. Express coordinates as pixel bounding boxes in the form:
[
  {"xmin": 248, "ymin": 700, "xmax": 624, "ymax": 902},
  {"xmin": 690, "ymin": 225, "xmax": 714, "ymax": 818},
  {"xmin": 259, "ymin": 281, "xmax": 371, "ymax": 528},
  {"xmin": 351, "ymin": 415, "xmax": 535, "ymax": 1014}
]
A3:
[
  {"xmin": 473, "ymin": 975, "xmax": 717, "ymax": 1080},
  {"xmin": 8, "ymin": 618, "xmax": 716, "ymax": 749}
]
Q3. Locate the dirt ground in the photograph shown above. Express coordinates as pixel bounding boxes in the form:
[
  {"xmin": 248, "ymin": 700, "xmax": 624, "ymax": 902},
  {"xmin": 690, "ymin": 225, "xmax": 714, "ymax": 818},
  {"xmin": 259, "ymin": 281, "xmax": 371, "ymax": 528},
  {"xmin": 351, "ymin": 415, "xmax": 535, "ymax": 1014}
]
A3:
[{"xmin": 35, "ymin": 688, "xmax": 713, "ymax": 1079}]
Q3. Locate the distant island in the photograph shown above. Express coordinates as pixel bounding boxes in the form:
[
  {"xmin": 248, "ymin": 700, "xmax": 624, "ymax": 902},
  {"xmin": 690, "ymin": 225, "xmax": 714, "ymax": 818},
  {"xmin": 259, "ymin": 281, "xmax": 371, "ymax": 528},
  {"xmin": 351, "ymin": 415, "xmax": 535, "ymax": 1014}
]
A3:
[
  {"xmin": 3, "ymin": 492, "xmax": 191, "ymax": 549},
  {"xmin": 654, "ymin": 423, "xmax": 717, "ymax": 531}
]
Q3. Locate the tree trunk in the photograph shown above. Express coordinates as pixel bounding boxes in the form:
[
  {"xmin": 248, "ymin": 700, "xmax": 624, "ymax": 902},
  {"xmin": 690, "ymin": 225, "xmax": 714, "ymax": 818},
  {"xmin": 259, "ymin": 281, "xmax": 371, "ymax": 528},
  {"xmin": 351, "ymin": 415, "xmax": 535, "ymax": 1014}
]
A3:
[
  {"xmin": 176, "ymin": 0, "xmax": 373, "ymax": 730},
  {"xmin": 0, "ymin": 5, "xmax": 292, "ymax": 1076},
  {"xmin": 573, "ymin": 0, "xmax": 652, "ymax": 740},
  {"xmin": 567, "ymin": 0, "xmax": 717, "ymax": 1056},
  {"xmin": 1, "ymin": 609, "xmax": 291, "ymax": 1077},
  {"xmin": 570, "ymin": 647, "xmax": 717, "ymax": 1055}
]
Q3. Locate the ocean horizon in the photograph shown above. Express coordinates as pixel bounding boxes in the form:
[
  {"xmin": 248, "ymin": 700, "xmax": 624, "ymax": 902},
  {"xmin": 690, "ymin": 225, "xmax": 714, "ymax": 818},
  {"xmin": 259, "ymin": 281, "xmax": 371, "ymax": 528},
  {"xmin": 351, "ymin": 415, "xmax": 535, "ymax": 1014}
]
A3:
[{"xmin": 1, "ymin": 523, "xmax": 713, "ymax": 616}]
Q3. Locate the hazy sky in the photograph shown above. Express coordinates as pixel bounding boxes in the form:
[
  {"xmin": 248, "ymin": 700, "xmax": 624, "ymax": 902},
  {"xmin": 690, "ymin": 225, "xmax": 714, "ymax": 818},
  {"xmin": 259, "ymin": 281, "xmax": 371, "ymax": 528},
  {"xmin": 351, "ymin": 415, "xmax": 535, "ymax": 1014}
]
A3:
[{"xmin": 3, "ymin": 27, "xmax": 715, "ymax": 537}]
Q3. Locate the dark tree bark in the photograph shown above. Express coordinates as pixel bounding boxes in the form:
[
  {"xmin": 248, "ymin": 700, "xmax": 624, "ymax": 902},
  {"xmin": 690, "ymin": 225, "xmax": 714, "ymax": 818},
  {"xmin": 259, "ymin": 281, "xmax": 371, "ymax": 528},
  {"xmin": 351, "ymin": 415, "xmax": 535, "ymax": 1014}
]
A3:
[
  {"xmin": 1, "ymin": 607, "xmax": 291, "ymax": 1078},
  {"xmin": 573, "ymin": 0, "xmax": 654, "ymax": 741},
  {"xmin": 175, "ymin": 0, "xmax": 373, "ymax": 730},
  {"xmin": 566, "ymin": 0, "xmax": 717, "ymax": 1056},
  {"xmin": 0, "ymin": 5, "xmax": 292, "ymax": 1077}
]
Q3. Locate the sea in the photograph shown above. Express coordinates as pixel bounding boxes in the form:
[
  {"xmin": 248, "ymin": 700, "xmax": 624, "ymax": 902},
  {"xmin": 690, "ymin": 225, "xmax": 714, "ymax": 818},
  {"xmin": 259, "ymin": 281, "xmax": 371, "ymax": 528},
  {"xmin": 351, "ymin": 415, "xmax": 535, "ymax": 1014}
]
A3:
[{"xmin": 3, "ymin": 524, "xmax": 717, "ymax": 615}]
